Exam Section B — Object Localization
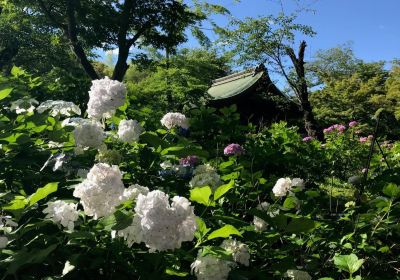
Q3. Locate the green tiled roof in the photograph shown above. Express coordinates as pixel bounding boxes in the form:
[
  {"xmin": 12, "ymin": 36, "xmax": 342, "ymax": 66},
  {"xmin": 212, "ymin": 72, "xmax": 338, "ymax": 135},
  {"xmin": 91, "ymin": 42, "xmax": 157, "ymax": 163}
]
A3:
[{"xmin": 207, "ymin": 70, "xmax": 264, "ymax": 100}]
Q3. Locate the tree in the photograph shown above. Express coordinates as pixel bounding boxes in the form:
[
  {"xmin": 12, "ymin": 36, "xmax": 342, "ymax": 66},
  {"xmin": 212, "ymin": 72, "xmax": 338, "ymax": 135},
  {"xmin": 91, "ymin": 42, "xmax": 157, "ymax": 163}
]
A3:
[
  {"xmin": 0, "ymin": 1, "xmax": 81, "ymax": 76},
  {"xmin": 216, "ymin": 14, "xmax": 322, "ymax": 138},
  {"xmin": 13, "ymin": 0, "xmax": 205, "ymax": 81},
  {"xmin": 306, "ymin": 43, "xmax": 362, "ymax": 87},
  {"xmin": 310, "ymin": 61, "xmax": 400, "ymax": 138},
  {"xmin": 125, "ymin": 48, "xmax": 230, "ymax": 128}
]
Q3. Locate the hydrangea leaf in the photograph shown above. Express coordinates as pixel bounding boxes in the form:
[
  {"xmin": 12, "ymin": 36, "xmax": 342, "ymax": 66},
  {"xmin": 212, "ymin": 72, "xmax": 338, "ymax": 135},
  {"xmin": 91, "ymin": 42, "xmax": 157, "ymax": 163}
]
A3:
[
  {"xmin": 165, "ymin": 268, "xmax": 188, "ymax": 277},
  {"xmin": 283, "ymin": 196, "xmax": 299, "ymax": 209},
  {"xmin": 207, "ymin": 224, "xmax": 242, "ymax": 240},
  {"xmin": 28, "ymin": 182, "xmax": 58, "ymax": 206},
  {"xmin": 333, "ymin": 253, "xmax": 364, "ymax": 274},
  {"xmin": 0, "ymin": 88, "xmax": 13, "ymax": 100},
  {"xmin": 285, "ymin": 217, "xmax": 316, "ymax": 233},
  {"xmin": 214, "ymin": 180, "xmax": 235, "ymax": 200},
  {"xmin": 382, "ymin": 183, "xmax": 400, "ymax": 198},
  {"xmin": 190, "ymin": 186, "xmax": 214, "ymax": 206}
]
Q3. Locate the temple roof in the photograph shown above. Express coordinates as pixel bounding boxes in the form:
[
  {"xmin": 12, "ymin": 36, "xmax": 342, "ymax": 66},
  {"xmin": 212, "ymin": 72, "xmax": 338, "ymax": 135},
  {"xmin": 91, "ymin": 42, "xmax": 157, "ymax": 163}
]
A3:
[{"xmin": 207, "ymin": 68, "xmax": 264, "ymax": 100}]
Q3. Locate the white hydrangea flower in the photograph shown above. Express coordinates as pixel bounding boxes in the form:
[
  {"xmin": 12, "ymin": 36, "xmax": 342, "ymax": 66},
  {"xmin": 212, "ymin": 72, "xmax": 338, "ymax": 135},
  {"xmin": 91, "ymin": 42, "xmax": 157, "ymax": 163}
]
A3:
[
  {"xmin": 253, "ymin": 202, "xmax": 279, "ymax": 232},
  {"xmin": 285, "ymin": 269, "xmax": 312, "ymax": 280},
  {"xmin": 10, "ymin": 98, "xmax": 38, "ymax": 114},
  {"xmin": 43, "ymin": 200, "xmax": 79, "ymax": 231},
  {"xmin": 160, "ymin": 112, "xmax": 189, "ymax": 129},
  {"xmin": 221, "ymin": 239, "xmax": 250, "ymax": 266},
  {"xmin": 73, "ymin": 163, "xmax": 125, "ymax": 219},
  {"xmin": 0, "ymin": 236, "xmax": 8, "ymax": 249},
  {"xmin": 291, "ymin": 178, "xmax": 305, "ymax": 190},
  {"xmin": 120, "ymin": 184, "xmax": 149, "ymax": 202},
  {"xmin": 117, "ymin": 190, "xmax": 197, "ymax": 252},
  {"xmin": 0, "ymin": 215, "xmax": 18, "ymax": 234},
  {"xmin": 160, "ymin": 161, "xmax": 173, "ymax": 170},
  {"xmin": 37, "ymin": 100, "xmax": 81, "ymax": 117},
  {"xmin": 73, "ymin": 119, "xmax": 105, "ymax": 149},
  {"xmin": 117, "ymin": 119, "xmax": 143, "ymax": 144},
  {"xmin": 190, "ymin": 164, "xmax": 222, "ymax": 191},
  {"xmin": 272, "ymin": 178, "xmax": 292, "ymax": 197},
  {"xmin": 87, "ymin": 77, "xmax": 126, "ymax": 119},
  {"xmin": 76, "ymin": 169, "xmax": 89, "ymax": 178},
  {"xmin": 191, "ymin": 253, "xmax": 233, "ymax": 280},
  {"xmin": 193, "ymin": 164, "xmax": 215, "ymax": 175}
]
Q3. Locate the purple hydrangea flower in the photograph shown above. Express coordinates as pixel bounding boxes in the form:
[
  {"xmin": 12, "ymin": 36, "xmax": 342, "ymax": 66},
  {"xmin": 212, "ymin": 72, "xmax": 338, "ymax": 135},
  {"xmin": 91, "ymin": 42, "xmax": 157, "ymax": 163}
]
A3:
[
  {"xmin": 179, "ymin": 155, "xmax": 199, "ymax": 167},
  {"xmin": 223, "ymin": 143, "xmax": 244, "ymax": 156},
  {"xmin": 348, "ymin": 120, "xmax": 358, "ymax": 127},
  {"xmin": 302, "ymin": 136, "xmax": 313, "ymax": 142},
  {"xmin": 323, "ymin": 124, "xmax": 346, "ymax": 134}
]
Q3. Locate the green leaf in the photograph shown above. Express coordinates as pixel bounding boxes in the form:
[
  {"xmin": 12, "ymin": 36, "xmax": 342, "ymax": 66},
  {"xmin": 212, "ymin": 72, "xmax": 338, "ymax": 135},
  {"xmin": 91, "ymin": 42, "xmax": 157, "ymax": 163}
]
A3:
[
  {"xmin": 0, "ymin": 88, "xmax": 13, "ymax": 100},
  {"xmin": 195, "ymin": 217, "xmax": 210, "ymax": 239},
  {"xmin": 111, "ymin": 211, "xmax": 133, "ymax": 231},
  {"xmin": 28, "ymin": 182, "xmax": 58, "ymax": 206},
  {"xmin": 190, "ymin": 186, "xmax": 214, "ymax": 206},
  {"xmin": 333, "ymin": 254, "xmax": 364, "ymax": 274},
  {"xmin": 283, "ymin": 196, "xmax": 299, "ymax": 209},
  {"xmin": 207, "ymin": 224, "xmax": 242, "ymax": 240},
  {"xmin": 165, "ymin": 268, "xmax": 188, "ymax": 277},
  {"xmin": 285, "ymin": 217, "xmax": 316, "ymax": 233},
  {"xmin": 382, "ymin": 183, "xmax": 400, "ymax": 198},
  {"xmin": 214, "ymin": 180, "xmax": 234, "ymax": 200},
  {"xmin": 2, "ymin": 196, "xmax": 27, "ymax": 210},
  {"xmin": 5, "ymin": 244, "xmax": 58, "ymax": 275}
]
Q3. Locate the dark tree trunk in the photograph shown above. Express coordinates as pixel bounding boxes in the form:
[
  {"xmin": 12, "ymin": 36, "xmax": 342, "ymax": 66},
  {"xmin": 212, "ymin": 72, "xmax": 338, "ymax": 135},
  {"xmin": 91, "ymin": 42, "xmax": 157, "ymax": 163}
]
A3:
[
  {"xmin": 37, "ymin": 0, "xmax": 99, "ymax": 80},
  {"xmin": 287, "ymin": 41, "xmax": 323, "ymax": 140}
]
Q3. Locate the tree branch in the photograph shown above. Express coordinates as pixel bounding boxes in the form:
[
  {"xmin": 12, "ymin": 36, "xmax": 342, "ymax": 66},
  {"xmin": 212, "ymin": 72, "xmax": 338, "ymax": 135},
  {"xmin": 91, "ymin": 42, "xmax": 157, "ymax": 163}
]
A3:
[
  {"xmin": 36, "ymin": 0, "xmax": 67, "ymax": 30},
  {"xmin": 65, "ymin": 0, "xmax": 99, "ymax": 80}
]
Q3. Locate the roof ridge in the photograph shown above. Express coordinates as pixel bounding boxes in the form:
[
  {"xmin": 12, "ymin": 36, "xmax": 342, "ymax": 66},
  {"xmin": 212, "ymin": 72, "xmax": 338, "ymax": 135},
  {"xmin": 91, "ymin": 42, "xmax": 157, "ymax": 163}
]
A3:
[{"xmin": 211, "ymin": 68, "xmax": 255, "ymax": 86}]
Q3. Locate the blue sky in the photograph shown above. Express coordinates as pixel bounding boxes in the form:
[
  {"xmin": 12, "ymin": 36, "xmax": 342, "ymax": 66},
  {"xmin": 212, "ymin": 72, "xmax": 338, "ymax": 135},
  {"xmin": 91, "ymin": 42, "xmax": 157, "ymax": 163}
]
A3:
[{"xmin": 182, "ymin": 0, "xmax": 400, "ymax": 63}]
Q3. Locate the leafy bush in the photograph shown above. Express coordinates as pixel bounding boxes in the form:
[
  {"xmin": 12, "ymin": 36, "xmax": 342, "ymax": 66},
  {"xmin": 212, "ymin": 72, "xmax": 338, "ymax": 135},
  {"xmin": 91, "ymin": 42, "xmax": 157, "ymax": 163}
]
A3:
[{"xmin": 1, "ymin": 72, "xmax": 400, "ymax": 280}]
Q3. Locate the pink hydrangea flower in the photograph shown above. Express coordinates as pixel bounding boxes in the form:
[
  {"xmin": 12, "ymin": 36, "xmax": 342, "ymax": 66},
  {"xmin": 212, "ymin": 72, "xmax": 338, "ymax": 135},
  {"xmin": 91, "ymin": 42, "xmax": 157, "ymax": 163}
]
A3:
[
  {"xmin": 179, "ymin": 156, "xmax": 199, "ymax": 166},
  {"xmin": 359, "ymin": 137, "xmax": 368, "ymax": 143},
  {"xmin": 223, "ymin": 143, "xmax": 244, "ymax": 156},
  {"xmin": 302, "ymin": 136, "xmax": 313, "ymax": 142},
  {"xmin": 323, "ymin": 124, "xmax": 346, "ymax": 134},
  {"xmin": 348, "ymin": 121, "xmax": 358, "ymax": 127}
]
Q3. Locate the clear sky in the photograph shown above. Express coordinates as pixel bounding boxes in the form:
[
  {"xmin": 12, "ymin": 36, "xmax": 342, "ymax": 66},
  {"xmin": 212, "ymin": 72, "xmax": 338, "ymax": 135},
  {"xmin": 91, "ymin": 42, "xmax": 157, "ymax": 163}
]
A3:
[{"xmin": 182, "ymin": 0, "xmax": 400, "ymax": 63}]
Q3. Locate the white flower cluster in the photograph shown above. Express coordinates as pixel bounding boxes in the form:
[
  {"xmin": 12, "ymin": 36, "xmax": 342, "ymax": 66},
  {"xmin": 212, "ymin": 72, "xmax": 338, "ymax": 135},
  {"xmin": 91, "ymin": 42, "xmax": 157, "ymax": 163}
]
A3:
[
  {"xmin": 120, "ymin": 184, "xmax": 149, "ymax": 202},
  {"xmin": 160, "ymin": 112, "xmax": 189, "ymax": 129},
  {"xmin": 37, "ymin": 100, "xmax": 81, "ymax": 117},
  {"xmin": 87, "ymin": 77, "xmax": 126, "ymax": 119},
  {"xmin": 221, "ymin": 239, "xmax": 250, "ymax": 266},
  {"xmin": 253, "ymin": 202, "xmax": 279, "ymax": 232},
  {"xmin": 285, "ymin": 269, "xmax": 312, "ymax": 280},
  {"xmin": 73, "ymin": 120, "xmax": 105, "ymax": 149},
  {"xmin": 73, "ymin": 163, "xmax": 125, "ymax": 219},
  {"xmin": 10, "ymin": 98, "xmax": 38, "ymax": 114},
  {"xmin": 272, "ymin": 178, "xmax": 304, "ymax": 197},
  {"xmin": 190, "ymin": 164, "xmax": 222, "ymax": 191},
  {"xmin": 117, "ymin": 190, "xmax": 197, "ymax": 252},
  {"xmin": 191, "ymin": 252, "xmax": 233, "ymax": 280},
  {"xmin": 117, "ymin": 119, "xmax": 143, "ymax": 144},
  {"xmin": 43, "ymin": 200, "xmax": 79, "ymax": 231},
  {"xmin": 0, "ymin": 215, "xmax": 18, "ymax": 234}
]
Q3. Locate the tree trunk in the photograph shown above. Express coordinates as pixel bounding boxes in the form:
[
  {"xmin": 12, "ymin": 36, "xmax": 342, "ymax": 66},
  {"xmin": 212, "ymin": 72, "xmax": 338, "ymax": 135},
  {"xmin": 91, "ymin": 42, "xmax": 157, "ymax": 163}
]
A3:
[
  {"xmin": 112, "ymin": 44, "xmax": 130, "ymax": 82},
  {"xmin": 287, "ymin": 41, "xmax": 323, "ymax": 140}
]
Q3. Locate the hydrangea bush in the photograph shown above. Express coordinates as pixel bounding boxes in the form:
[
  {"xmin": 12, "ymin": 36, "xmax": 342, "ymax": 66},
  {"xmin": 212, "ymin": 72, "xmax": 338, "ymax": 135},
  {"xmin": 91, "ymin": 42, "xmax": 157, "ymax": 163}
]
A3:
[{"xmin": 1, "ymin": 70, "xmax": 400, "ymax": 279}]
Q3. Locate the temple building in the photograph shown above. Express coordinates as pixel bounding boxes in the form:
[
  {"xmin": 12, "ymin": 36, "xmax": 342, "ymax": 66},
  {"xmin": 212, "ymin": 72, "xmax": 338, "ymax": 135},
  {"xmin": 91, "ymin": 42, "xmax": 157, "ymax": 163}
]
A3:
[{"xmin": 207, "ymin": 64, "xmax": 301, "ymax": 124}]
